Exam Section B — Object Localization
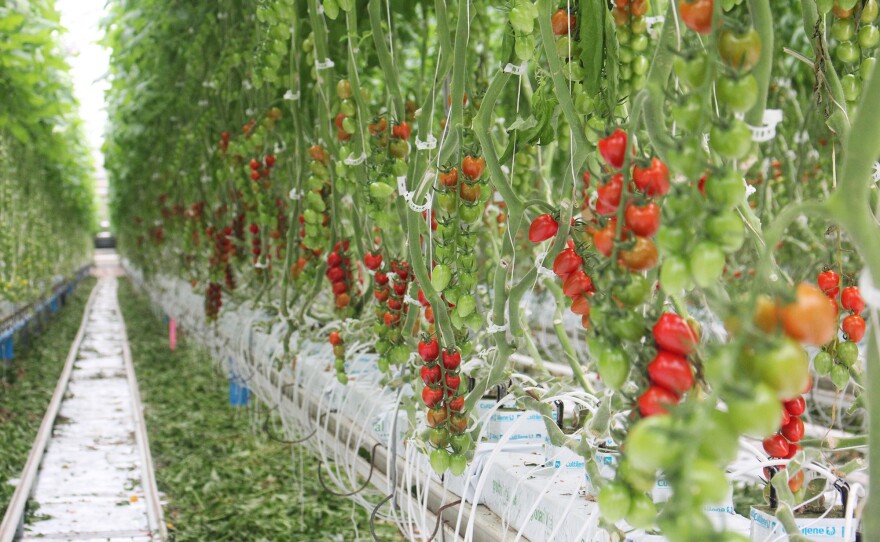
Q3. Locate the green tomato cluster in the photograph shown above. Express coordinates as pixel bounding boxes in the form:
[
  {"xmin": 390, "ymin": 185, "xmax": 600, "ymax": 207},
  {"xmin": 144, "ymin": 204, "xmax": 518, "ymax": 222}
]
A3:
[{"xmin": 828, "ymin": 0, "xmax": 879, "ymax": 107}]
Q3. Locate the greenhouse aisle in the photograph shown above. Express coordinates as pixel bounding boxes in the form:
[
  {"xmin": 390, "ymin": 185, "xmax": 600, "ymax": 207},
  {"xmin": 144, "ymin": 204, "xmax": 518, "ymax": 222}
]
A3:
[{"xmin": 4, "ymin": 256, "xmax": 164, "ymax": 541}]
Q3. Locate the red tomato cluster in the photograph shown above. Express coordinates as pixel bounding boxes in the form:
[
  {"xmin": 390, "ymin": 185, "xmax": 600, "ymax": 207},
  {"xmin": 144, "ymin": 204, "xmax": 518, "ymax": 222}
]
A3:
[
  {"xmin": 419, "ymin": 336, "xmax": 467, "ymax": 437},
  {"xmin": 248, "ymin": 153, "xmax": 276, "ymax": 183},
  {"xmin": 820, "ymin": 271, "xmax": 866, "ymax": 342},
  {"xmin": 375, "ymin": 259, "xmax": 412, "ymax": 328},
  {"xmin": 762, "ymin": 393, "xmax": 807, "ymax": 459},
  {"xmin": 325, "ymin": 240, "xmax": 355, "ymax": 311},
  {"xmin": 551, "ymin": 240, "xmax": 595, "ymax": 328},
  {"xmin": 638, "ymin": 313, "xmax": 699, "ymax": 417}
]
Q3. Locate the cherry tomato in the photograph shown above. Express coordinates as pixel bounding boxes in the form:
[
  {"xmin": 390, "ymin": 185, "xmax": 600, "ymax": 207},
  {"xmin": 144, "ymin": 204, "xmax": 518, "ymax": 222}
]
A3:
[
  {"xmin": 422, "ymin": 386, "xmax": 444, "ymax": 407},
  {"xmin": 757, "ymin": 338, "xmax": 810, "ymax": 400},
  {"xmin": 778, "ymin": 283, "xmax": 838, "ymax": 347},
  {"xmin": 620, "ymin": 236, "xmax": 659, "ymax": 271},
  {"xmin": 439, "ymin": 167, "xmax": 459, "ymax": 187},
  {"xmin": 461, "ymin": 155, "xmax": 486, "ymax": 179},
  {"xmin": 553, "ymin": 247, "xmax": 583, "ymax": 279},
  {"xmin": 647, "ymin": 350, "xmax": 694, "ymax": 394},
  {"xmin": 842, "ymin": 314, "xmax": 866, "ymax": 342},
  {"xmin": 716, "ymin": 74, "xmax": 759, "ymax": 114},
  {"xmin": 679, "ymin": 0, "xmax": 713, "ymax": 35},
  {"xmin": 571, "ymin": 295, "xmax": 591, "ymax": 316},
  {"xmin": 673, "ymin": 55, "xmax": 709, "ymax": 90},
  {"xmin": 653, "ymin": 312, "xmax": 699, "ymax": 356},
  {"xmin": 625, "ymin": 202, "xmax": 661, "ymax": 237},
  {"xmin": 421, "ymin": 365, "xmax": 442, "ymax": 385},
  {"xmin": 328, "ymin": 331, "xmax": 342, "ymax": 346},
  {"xmin": 718, "ymin": 28, "xmax": 762, "ymax": 71},
  {"xmin": 528, "ymin": 213, "xmax": 559, "ymax": 242},
  {"xmin": 783, "ymin": 396, "xmax": 806, "ymax": 416},
  {"xmin": 598, "ymin": 128, "xmax": 628, "ymax": 169},
  {"xmin": 817, "ymin": 269, "xmax": 840, "ymax": 293},
  {"xmin": 632, "ymin": 158, "xmax": 670, "ymax": 196},
  {"xmin": 442, "ymin": 349, "xmax": 461, "ymax": 370},
  {"xmin": 710, "ymin": 120, "xmax": 753, "ymax": 160},
  {"xmin": 638, "ymin": 385, "xmax": 680, "ymax": 417},
  {"xmin": 593, "ymin": 220, "xmax": 619, "ymax": 257},
  {"xmin": 841, "ymin": 286, "xmax": 864, "ymax": 314},
  {"xmin": 562, "ymin": 270, "xmax": 594, "ymax": 298},
  {"xmin": 551, "ymin": 8, "xmax": 576, "ymax": 36},
  {"xmin": 391, "ymin": 121, "xmax": 411, "ymax": 139},
  {"xmin": 781, "ymin": 416, "xmax": 804, "ymax": 443},
  {"xmin": 418, "ymin": 336, "xmax": 440, "ymax": 361},
  {"xmin": 728, "ymin": 383, "xmax": 784, "ymax": 438},
  {"xmin": 596, "ymin": 174, "xmax": 623, "ymax": 215},
  {"xmin": 364, "ymin": 252, "xmax": 383, "ymax": 270},
  {"xmin": 762, "ymin": 433, "xmax": 790, "ymax": 458}
]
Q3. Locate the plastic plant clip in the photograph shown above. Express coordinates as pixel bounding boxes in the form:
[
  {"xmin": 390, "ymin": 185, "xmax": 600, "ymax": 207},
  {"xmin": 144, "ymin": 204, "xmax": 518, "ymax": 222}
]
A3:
[
  {"xmin": 502, "ymin": 62, "xmax": 527, "ymax": 75},
  {"xmin": 748, "ymin": 109, "xmax": 783, "ymax": 142},
  {"xmin": 283, "ymin": 89, "xmax": 300, "ymax": 101},
  {"xmin": 415, "ymin": 134, "xmax": 438, "ymax": 151},
  {"xmin": 315, "ymin": 57, "xmax": 335, "ymax": 70},
  {"xmin": 343, "ymin": 152, "xmax": 367, "ymax": 166}
]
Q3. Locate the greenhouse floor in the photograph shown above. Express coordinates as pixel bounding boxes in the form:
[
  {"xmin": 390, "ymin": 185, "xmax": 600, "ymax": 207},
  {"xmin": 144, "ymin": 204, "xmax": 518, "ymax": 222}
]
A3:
[{"xmin": 3, "ymin": 261, "xmax": 164, "ymax": 541}]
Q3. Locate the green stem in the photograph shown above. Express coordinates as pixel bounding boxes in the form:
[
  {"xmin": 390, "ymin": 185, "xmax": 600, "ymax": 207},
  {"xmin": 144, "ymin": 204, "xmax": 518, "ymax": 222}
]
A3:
[{"xmin": 745, "ymin": 0, "xmax": 773, "ymax": 126}]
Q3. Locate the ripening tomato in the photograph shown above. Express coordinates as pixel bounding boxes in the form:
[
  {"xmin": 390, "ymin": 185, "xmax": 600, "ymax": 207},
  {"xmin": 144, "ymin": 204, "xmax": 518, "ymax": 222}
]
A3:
[
  {"xmin": 551, "ymin": 8, "xmax": 575, "ymax": 36},
  {"xmin": 328, "ymin": 331, "xmax": 342, "ymax": 346},
  {"xmin": 841, "ymin": 286, "xmax": 865, "ymax": 314},
  {"xmin": 459, "ymin": 181, "xmax": 481, "ymax": 203},
  {"xmin": 593, "ymin": 220, "xmax": 619, "ymax": 257},
  {"xmin": 647, "ymin": 351, "xmax": 694, "ymax": 394},
  {"xmin": 653, "ymin": 313, "xmax": 699, "ymax": 356},
  {"xmin": 599, "ymin": 129, "xmax": 628, "ymax": 169},
  {"xmin": 638, "ymin": 385, "xmax": 680, "ymax": 417},
  {"xmin": 426, "ymin": 406, "xmax": 448, "ymax": 427},
  {"xmin": 842, "ymin": 314, "xmax": 866, "ymax": 342},
  {"xmin": 762, "ymin": 433, "xmax": 790, "ymax": 458},
  {"xmin": 718, "ymin": 28, "xmax": 762, "ymax": 71},
  {"xmin": 625, "ymin": 202, "xmax": 661, "ymax": 237},
  {"xmin": 529, "ymin": 214, "xmax": 559, "ymax": 242},
  {"xmin": 620, "ymin": 236, "xmax": 659, "ymax": 272},
  {"xmin": 461, "ymin": 155, "xmax": 486, "ymax": 180},
  {"xmin": 788, "ymin": 469, "xmax": 805, "ymax": 492},
  {"xmin": 679, "ymin": 0, "xmax": 713, "ymax": 34},
  {"xmin": 391, "ymin": 121, "xmax": 411, "ymax": 139},
  {"xmin": 778, "ymin": 283, "xmax": 838, "ymax": 347},
  {"xmin": 439, "ymin": 167, "xmax": 459, "ymax": 187}
]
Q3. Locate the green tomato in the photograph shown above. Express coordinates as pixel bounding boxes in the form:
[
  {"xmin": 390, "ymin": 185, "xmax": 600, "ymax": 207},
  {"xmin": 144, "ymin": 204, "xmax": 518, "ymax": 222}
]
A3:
[
  {"xmin": 861, "ymin": 56, "xmax": 877, "ymax": 79},
  {"xmin": 813, "ymin": 351, "xmax": 833, "ymax": 375},
  {"xmin": 390, "ymin": 344, "xmax": 410, "ymax": 365},
  {"xmin": 615, "ymin": 275, "xmax": 651, "ymax": 306},
  {"xmin": 618, "ymin": 46, "xmax": 633, "ymax": 64},
  {"xmin": 707, "ymin": 212, "xmax": 745, "ymax": 253},
  {"xmin": 688, "ymin": 241, "xmax": 726, "ymax": 288},
  {"xmin": 617, "ymin": 460, "xmax": 656, "ymax": 493},
  {"xmin": 466, "ymin": 312, "xmax": 483, "ymax": 330},
  {"xmin": 589, "ymin": 305, "xmax": 607, "ymax": 329},
  {"xmin": 626, "ymin": 493, "xmax": 657, "ymax": 529},
  {"xmin": 864, "ymin": 0, "xmax": 880, "ymax": 23},
  {"xmin": 698, "ymin": 410, "xmax": 740, "ymax": 464},
  {"xmin": 456, "ymin": 294, "xmax": 476, "ymax": 318},
  {"xmin": 841, "ymin": 73, "xmax": 862, "ymax": 102},
  {"xmin": 617, "ymin": 26, "xmax": 632, "ymax": 45},
  {"xmin": 716, "ymin": 74, "xmax": 759, "ymax": 114},
  {"xmin": 459, "ymin": 202, "xmax": 484, "ymax": 224},
  {"xmin": 610, "ymin": 312, "xmax": 645, "ymax": 342},
  {"xmin": 704, "ymin": 346, "xmax": 736, "ymax": 390},
  {"xmin": 631, "ymin": 34, "xmax": 649, "ymax": 53},
  {"xmin": 705, "ymin": 171, "xmax": 746, "ymax": 208},
  {"xmin": 430, "ymin": 448, "xmax": 450, "ymax": 474},
  {"xmin": 673, "ymin": 55, "xmax": 709, "ymax": 90},
  {"xmin": 626, "ymin": 416, "xmax": 680, "ymax": 473},
  {"xmin": 431, "ymin": 264, "xmax": 452, "ymax": 292},
  {"xmin": 631, "ymin": 15, "xmax": 647, "ymax": 34},
  {"xmin": 667, "ymin": 144, "xmax": 704, "ymax": 178},
  {"xmin": 838, "ymin": 341, "xmax": 860, "ymax": 367},
  {"xmin": 832, "ymin": 19, "xmax": 855, "ymax": 41},
  {"xmin": 726, "ymin": 382, "xmax": 783, "ymax": 438},
  {"xmin": 429, "ymin": 427, "xmax": 449, "ymax": 448},
  {"xmin": 632, "ymin": 55, "xmax": 650, "ymax": 76},
  {"xmin": 688, "ymin": 459, "xmax": 730, "ymax": 505},
  {"xmin": 656, "ymin": 227, "xmax": 688, "ymax": 255},
  {"xmin": 369, "ymin": 182, "xmax": 394, "ymax": 200},
  {"xmin": 509, "ymin": 0, "xmax": 538, "ymax": 33},
  {"xmin": 710, "ymin": 120, "xmax": 753, "ymax": 160},
  {"xmin": 831, "ymin": 363, "xmax": 851, "ymax": 389},
  {"xmin": 672, "ymin": 100, "xmax": 703, "ymax": 132},
  {"xmin": 816, "ymin": 0, "xmax": 834, "ymax": 12},
  {"xmin": 450, "ymin": 433, "xmax": 472, "ymax": 454},
  {"xmin": 305, "ymin": 191, "xmax": 325, "ymax": 212},
  {"xmin": 556, "ymin": 36, "xmax": 574, "ymax": 59},
  {"xmin": 598, "ymin": 483, "xmax": 631, "ymax": 523},
  {"xmin": 515, "ymin": 33, "xmax": 536, "ymax": 61},
  {"xmin": 596, "ymin": 346, "xmax": 631, "ymax": 389},
  {"xmin": 837, "ymin": 41, "xmax": 861, "ymax": 64},
  {"xmin": 449, "ymin": 453, "xmax": 467, "ymax": 476},
  {"xmin": 658, "ymin": 509, "xmax": 715, "ymax": 541},
  {"xmin": 860, "ymin": 25, "xmax": 880, "ymax": 48}
]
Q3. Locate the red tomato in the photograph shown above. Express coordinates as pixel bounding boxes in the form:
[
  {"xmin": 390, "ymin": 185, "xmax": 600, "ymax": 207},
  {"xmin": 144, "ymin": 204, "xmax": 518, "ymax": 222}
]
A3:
[
  {"xmin": 762, "ymin": 433, "xmax": 790, "ymax": 458},
  {"xmin": 328, "ymin": 331, "xmax": 342, "ymax": 346},
  {"xmin": 817, "ymin": 269, "xmax": 840, "ymax": 294},
  {"xmin": 422, "ymin": 386, "xmax": 444, "ymax": 408},
  {"xmin": 442, "ymin": 350, "xmax": 461, "ymax": 370},
  {"xmin": 599, "ymin": 129, "xmax": 628, "ymax": 169},
  {"xmin": 418, "ymin": 337, "xmax": 440, "ymax": 361},
  {"xmin": 448, "ymin": 395, "xmax": 465, "ymax": 411},
  {"xmin": 551, "ymin": 8, "xmax": 576, "ymax": 35},
  {"xmin": 440, "ymin": 167, "xmax": 459, "ymax": 187},
  {"xmin": 783, "ymin": 442, "xmax": 800, "ymax": 459},
  {"xmin": 679, "ymin": 0, "xmax": 713, "ymax": 35},
  {"xmin": 391, "ymin": 121, "xmax": 411, "ymax": 139},
  {"xmin": 783, "ymin": 396, "xmax": 805, "ymax": 416},
  {"xmin": 632, "ymin": 158, "xmax": 670, "ymax": 196},
  {"xmin": 529, "ymin": 214, "xmax": 559, "ymax": 243},
  {"xmin": 364, "ymin": 252, "xmax": 383, "ymax": 270},
  {"xmin": 327, "ymin": 251, "xmax": 343, "ymax": 268},
  {"xmin": 788, "ymin": 469, "xmax": 805, "ymax": 492},
  {"xmin": 445, "ymin": 374, "xmax": 461, "ymax": 392},
  {"xmin": 596, "ymin": 174, "xmax": 623, "ymax": 215},
  {"xmin": 652, "ymin": 313, "xmax": 699, "ymax": 356},
  {"xmin": 462, "ymin": 155, "xmax": 486, "ymax": 180},
  {"xmin": 421, "ymin": 365, "xmax": 442, "ymax": 385},
  {"xmin": 619, "ymin": 236, "xmax": 659, "ymax": 272},
  {"xmin": 624, "ymin": 202, "xmax": 661, "ymax": 237},
  {"xmin": 553, "ymin": 248, "xmax": 583, "ymax": 279},
  {"xmin": 335, "ymin": 293, "xmax": 351, "ymax": 308},
  {"xmin": 841, "ymin": 286, "xmax": 865, "ymax": 314},
  {"xmin": 638, "ymin": 385, "xmax": 680, "ymax": 417},
  {"xmin": 571, "ymin": 295, "xmax": 591, "ymax": 316},
  {"xmin": 778, "ymin": 283, "xmax": 838, "ymax": 347},
  {"xmin": 842, "ymin": 314, "xmax": 866, "ymax": 342},
  {"xmin": 563, "ymin": 270, "xmax": 594, "ymax": 298},
  {"xmin": 375, "ymin": 272, "xmax": 389, "ymax": 285},
  {"xmin": 781, "ymin": 417, "xmax": 804, "ymax": 443},
  {"xmin": 647, "ymin": 350, "xmax": 694, "ymax": 394}
]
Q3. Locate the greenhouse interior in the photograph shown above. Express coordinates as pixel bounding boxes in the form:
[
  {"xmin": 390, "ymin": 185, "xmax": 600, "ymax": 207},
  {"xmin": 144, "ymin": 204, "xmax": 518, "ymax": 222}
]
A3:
[{"xmin": 1, "ymin": 0, "xmax": 878, "ymax": 541}]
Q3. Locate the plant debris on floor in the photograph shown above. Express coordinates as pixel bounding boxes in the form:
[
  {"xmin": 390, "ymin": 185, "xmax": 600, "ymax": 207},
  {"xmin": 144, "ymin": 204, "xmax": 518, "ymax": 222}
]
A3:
[
  {"xmin": 0, "ymin": 277, "xmax": 97, "ymax": 516},
  {"xmin": 118, "ymin": 279, "xmax": 405, "ymax": 541}
]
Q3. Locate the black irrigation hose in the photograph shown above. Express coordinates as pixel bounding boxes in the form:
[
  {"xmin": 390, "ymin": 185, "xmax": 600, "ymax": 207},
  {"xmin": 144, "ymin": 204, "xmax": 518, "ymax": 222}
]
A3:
[
  {"xmin": 262, "ymin": 410, "xmax": 317, "ymax": 444},
  {"xmin": 425, "ymin": 499, "xmax": 463, "ymax": 542},
  {"xmin": 369, "ymin": 492, "xmax": 395, "ymax": 542},
  {"xmin": 317, "ymin": 442, "xmax": 383, "ymax": 497}
]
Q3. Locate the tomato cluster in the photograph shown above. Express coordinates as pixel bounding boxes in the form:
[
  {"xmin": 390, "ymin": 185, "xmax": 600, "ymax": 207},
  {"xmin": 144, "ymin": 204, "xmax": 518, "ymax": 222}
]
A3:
[
  {"xmin": 508, "ymin": 0, "xmax": 539, "ymax": 60},
  {"xmin": 205, "ymin": 281, "xmax": 223, "ymax": 321},
  {"xmin": 325, "ymin": 240, "xmax": 356, "ymax": 316},
  {"xmin": 613, "ymin": 0, "xmax": 652, "ymax": 94},
  {"xmin": 419, "ymin": 334, "xmax": 470, "ymax": 476},
  {"xmin": 812, "ymin": 270, "xmax": 865, "ymax": 389},
  {"xmin": 373, "ymin": 259, "xmax": 413, "ymax": 373},
  {"xmin": 639, "ymin": 313, "xmax": 698, "ymax": 417},
  {"xmin": 302, "ymin": 145, "xmax": 332, "ymax": 251},
  {"xmin": 328, "ymin": 331, "xmax": 347, "ymax": 384},
  {"xmin": 829, "ymin": 0, "xmax": 879, "ymax": 105},
  {"xmin": 763, "ymin": 393, "xmax": 807, "ymax": 459}
]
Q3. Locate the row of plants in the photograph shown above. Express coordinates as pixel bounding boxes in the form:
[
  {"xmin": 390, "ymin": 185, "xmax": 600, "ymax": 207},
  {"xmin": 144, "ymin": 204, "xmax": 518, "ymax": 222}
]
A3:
[
  {"xmin": 0, "ymin": 1, "xmax": 95, "ymax": 307},
  {"xmin": 104, "ymin": 0, "xmax": 878, "ymax": 539}
]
